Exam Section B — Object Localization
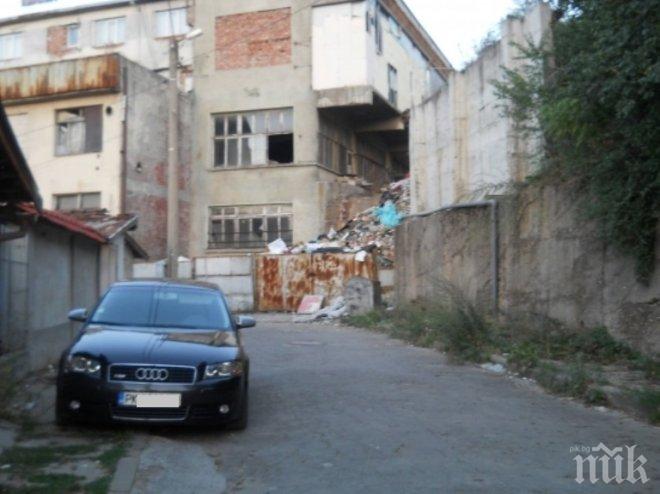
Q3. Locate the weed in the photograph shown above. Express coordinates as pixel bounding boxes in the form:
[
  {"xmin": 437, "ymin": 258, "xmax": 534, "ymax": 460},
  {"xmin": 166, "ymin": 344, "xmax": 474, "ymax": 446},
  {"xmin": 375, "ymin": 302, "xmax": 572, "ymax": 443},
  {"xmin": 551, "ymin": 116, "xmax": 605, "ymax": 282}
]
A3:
[
  {"xmin": 0, "ymin": 444, "xmax": 99, "ymax": 472},
  {"xmin": 97, "ymin": 442, "xmax": 127, "ymax": 472},
  {"xmin": 83, "ymin": 476, "xmax": 112, "ymax": 494},
  {"xmin": 630, "ymin": 388, "xmax": 660, "ymax": 425}
]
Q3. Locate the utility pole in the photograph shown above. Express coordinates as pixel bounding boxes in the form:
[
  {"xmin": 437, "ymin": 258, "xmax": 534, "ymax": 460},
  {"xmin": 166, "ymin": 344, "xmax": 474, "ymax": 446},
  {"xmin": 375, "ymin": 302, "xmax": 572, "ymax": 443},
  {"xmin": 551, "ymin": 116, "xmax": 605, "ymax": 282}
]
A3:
[{"xmin": 166, "ymin": 39, "xmax": 179, "ymax": 278}]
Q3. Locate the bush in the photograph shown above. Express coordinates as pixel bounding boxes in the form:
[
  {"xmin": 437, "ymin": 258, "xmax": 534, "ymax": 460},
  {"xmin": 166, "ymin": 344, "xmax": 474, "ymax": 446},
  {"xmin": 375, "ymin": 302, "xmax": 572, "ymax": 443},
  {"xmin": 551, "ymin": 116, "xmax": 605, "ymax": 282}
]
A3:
[{"xmin": 494, "ymin": 0, "xmax": 660, "ymax": 281}]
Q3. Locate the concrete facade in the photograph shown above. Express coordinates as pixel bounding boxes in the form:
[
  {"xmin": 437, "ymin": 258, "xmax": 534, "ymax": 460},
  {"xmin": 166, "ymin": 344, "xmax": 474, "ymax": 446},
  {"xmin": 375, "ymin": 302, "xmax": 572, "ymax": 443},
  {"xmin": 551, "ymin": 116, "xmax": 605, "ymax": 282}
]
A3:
[
  {"xmin": 395, "ymin": 184, "xmax": 660, "ymax": 354},
  {"xmin": 409, "ymin": 3, "xmax": 552, "ymax": 213},
  {"xmin": 190, "ymin": 0, "xmax": 450, "ymax": 257}
]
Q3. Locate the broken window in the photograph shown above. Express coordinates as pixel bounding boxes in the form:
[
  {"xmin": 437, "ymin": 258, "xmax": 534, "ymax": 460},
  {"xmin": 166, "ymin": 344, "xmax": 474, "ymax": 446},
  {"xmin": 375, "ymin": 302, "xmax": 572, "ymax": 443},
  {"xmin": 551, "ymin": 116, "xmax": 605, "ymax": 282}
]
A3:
[
  {"xmin": 0, "ymin": 32, "xmax": 22, "ymax": 60},
  {"xmin": 155, "ymin": 8, "xmax": 189, "ymax": 37},
  {"xmin": 213, "ymin": 109, "xmax": 293, "ymax": 168},
  {"xmin": 55, "ymin": 106, "xmax": 102, "ymax": 156},
  {"xmin": 388, "ymin": 64, "xmax": 398, "ymax": 106},
  {"xmin": 54, "ymin": 192, "xmax": 101, "ymax": 211},
  {"xmin": 94, "ymin": 17, "xmax": 125, "ymax": 46},
  {"xmin": 208, "ymin": 204, "xmax": 293, "ymax": 250}
]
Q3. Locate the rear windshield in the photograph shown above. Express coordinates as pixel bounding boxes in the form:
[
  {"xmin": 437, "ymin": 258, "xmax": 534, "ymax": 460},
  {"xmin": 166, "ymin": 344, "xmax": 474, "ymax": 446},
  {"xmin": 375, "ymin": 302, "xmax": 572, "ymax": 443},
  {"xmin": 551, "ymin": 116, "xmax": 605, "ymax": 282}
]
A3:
[{"xmin": 90, "ymin": 285, "xmax": 232, "ymax": 330}]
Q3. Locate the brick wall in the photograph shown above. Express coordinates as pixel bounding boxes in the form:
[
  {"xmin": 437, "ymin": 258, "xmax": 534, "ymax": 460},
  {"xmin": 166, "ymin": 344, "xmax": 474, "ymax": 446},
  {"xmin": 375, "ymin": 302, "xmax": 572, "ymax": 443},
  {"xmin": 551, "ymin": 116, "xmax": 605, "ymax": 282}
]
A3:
[
  {"xmin": 46, "ymin": 25, "xmax": 67, "ymax": 57},
  {"xmin": 215, "ymin": 8, "xmax": 291, "ymax": 70}
]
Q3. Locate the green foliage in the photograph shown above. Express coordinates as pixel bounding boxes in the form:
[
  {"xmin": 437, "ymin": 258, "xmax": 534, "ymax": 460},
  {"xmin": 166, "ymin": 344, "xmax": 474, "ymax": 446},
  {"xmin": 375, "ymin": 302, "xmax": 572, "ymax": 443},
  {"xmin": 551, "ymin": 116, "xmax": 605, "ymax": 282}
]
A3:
[
  {"xmin": 494, "ymin": 0, "xmax": 660, "ymax": 280},
  {"xmin": 630, "ymin": 388, "xmax": 660, "ymax": 424},
  {"xmin": 347, "ymin": 291, "xmax": 492, "ymax": 362}
]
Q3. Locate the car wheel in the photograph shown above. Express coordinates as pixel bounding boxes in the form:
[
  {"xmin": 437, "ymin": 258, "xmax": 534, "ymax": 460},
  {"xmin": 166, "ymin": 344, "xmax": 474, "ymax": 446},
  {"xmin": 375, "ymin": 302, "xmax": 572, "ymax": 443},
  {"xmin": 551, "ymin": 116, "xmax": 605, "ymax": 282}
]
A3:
[{"xmin": 226, "ymin": 384, "xmax": 248, "ymax": 431}]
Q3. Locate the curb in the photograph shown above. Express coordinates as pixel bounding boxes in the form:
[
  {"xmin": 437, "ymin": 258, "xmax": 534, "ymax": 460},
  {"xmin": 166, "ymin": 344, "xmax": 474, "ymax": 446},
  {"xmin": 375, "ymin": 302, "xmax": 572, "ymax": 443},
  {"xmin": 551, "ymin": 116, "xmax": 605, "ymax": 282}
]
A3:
[{"xmin": 109, "ymin": 435, "xmax": 146, "ymax": 494}]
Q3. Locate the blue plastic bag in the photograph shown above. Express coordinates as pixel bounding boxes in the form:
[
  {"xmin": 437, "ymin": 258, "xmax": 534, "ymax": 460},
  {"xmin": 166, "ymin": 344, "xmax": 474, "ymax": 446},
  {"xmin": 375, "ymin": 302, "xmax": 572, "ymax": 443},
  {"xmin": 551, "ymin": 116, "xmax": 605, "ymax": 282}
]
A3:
[{"xmin": 374, "ymin": 200, "xmax": 401, "ymax": 229}]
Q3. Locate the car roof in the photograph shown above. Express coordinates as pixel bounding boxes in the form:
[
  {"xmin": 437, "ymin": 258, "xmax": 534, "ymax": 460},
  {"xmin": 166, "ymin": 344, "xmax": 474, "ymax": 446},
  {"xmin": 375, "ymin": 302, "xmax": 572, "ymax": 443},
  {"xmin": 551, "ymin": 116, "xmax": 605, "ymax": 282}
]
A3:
[{"xmin": 112, "ymin": 279, "xmax": 222, "ymax": 292}]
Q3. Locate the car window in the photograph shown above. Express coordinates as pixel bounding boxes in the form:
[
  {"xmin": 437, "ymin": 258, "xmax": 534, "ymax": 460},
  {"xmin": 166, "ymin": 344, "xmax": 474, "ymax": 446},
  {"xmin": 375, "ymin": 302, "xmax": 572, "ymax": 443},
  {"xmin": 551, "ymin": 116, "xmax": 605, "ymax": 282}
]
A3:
[
  {"xmin": 90, "ymin": 285, "xmax": 232, "ymax": 330},
  {"xmin": 91, "ymin": 286, "xmax": 153, "ymax": 326},
  {"xmin": 152, "ymin": 288, "xmax": 231, "ymax": 329}
]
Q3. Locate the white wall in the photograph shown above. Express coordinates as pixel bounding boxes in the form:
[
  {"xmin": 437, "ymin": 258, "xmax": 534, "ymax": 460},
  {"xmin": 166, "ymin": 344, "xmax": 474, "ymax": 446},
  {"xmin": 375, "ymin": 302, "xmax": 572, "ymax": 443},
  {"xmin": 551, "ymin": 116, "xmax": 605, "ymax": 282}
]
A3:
[
  {"xmin": 312, "ymin": 0, "xmax": 446, "ymax": 112},
  {"xmin": 7, "ymin": 92, "xmax": 123, "ymax": 213},
  {"xmin": 312, "ymin": 1, "xmax": 370, "ymax": 91},
  {"xmin": 410, "ymin": 3, "xmax": 552, "ymax": 212}
]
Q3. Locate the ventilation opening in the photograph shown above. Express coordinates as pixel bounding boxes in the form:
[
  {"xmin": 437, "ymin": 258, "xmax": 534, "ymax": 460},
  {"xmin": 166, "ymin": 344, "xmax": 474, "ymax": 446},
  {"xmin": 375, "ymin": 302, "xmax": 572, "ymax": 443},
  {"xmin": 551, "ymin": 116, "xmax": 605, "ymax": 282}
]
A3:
[{"xmin": 268, "ymin": 134, "xmax": 293, "ymax": 164}]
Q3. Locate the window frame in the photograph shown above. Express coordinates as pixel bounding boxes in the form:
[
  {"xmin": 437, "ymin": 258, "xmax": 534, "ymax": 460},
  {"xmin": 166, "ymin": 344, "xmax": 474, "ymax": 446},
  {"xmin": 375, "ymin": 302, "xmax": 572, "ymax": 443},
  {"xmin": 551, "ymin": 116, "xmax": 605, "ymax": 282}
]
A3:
[
  {"xmin": 154, "ymin": 7, "xmax": 190, "ymax": 38},
  {"xmin": 54, "ymin": 192, "xmax": 101, "ymax": 211},
  {"xmin": 388, "ymin": 64, "xmax": 398, "ymax": 106},
  {"xmin": 207, "ymin": 204, "xmax": 293, "ymax": 250},
  {"xmin": 93, "ymin": 16, "xmax": 126, "ymax": 47},
  {"xmin": 211, "ymin": 108, "xmax": 293, "ymax": 169},
  {"xmin": 66, "ymin": 23, "xmax": 80, "ymax": 48},
  {"xmin": 0, "ymin": 32, "xmax": 22, "ymax": 61},
  {"xmin": 54, "ymin": 105, "xmax": 103, "ymax": 156}
]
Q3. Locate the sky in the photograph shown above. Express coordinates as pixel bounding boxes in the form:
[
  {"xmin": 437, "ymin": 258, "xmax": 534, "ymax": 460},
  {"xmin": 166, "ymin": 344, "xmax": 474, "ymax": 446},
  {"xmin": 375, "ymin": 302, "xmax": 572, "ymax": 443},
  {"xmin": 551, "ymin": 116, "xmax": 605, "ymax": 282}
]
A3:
[{"xmin": 0, "ymin": 0, "xmax": 518, "ymax": 68}]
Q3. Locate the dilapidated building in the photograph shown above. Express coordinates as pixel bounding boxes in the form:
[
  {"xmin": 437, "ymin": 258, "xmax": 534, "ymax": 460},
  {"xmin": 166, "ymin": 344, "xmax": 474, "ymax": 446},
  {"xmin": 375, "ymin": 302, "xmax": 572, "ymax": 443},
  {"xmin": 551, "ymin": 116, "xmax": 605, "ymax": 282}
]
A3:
[
  {"xmin": 0, "ymin": 0, "xmax": 194, "ymax": 259},
  {"xmin": 189, "ymin": 0, "xmax": 451, "ymax": 256}
]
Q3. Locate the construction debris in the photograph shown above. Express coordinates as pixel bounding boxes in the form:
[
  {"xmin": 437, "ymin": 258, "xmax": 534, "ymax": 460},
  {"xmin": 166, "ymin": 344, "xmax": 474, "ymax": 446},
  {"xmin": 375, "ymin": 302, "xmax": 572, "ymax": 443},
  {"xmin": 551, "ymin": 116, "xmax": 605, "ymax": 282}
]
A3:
[
  {"xmin": 262, "ymin": 178, "xmax": 410, "ymax": 269},
  {"xmin": 293, "ymin": 297, "xmax": 347, "ymax": 323}
]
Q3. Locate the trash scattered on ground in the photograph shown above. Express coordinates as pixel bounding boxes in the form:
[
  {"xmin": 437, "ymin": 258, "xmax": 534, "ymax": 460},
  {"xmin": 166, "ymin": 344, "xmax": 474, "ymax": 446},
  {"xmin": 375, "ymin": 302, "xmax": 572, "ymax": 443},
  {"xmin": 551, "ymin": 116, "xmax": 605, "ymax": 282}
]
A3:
[
  {"xmin": 293, "ymin": 297, "xmax": 347, "ymax": 323},
  {"xmin": 480, "ymin": 363, "xmax": 506, "ymax": 374},
  {"xmin": 297, "ymin": 295, "xmax": 324, "ymax": 315},
  {"xmin": 268, "ymin": 238, "xmax": 288, "ymax": 254}
]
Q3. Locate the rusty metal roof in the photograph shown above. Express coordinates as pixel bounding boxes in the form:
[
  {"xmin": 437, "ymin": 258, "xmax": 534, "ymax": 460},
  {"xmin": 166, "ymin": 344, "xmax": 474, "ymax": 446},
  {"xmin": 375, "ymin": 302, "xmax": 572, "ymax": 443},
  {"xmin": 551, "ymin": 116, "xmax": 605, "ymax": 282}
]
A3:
[
  {"xmin": 17, "ymin": 205, "xmax": 145, "ymax": 259},
  {"xmin": 0, "ymin": 54, "xmax": 122, "ymax": 105},
  {"xmin": 63, "ymin": 208, "xmax": 137, "ymax": 240}
]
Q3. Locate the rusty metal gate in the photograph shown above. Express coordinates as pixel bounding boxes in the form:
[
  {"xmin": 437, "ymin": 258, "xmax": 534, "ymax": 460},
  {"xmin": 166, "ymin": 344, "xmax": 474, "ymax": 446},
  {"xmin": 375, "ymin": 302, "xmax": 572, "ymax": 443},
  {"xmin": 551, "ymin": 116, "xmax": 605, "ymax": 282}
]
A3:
[{"xmin": 255, "ymin": 253, "xmax": 377, "ymax": 312}]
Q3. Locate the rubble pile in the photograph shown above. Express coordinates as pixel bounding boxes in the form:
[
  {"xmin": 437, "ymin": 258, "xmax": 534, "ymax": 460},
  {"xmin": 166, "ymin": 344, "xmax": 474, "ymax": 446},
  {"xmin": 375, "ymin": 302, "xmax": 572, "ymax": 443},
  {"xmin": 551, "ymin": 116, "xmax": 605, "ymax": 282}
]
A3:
[
  {"xmin": 269, "ymin": 178, "xmax": 410, "ymax": 268},
  {"xmin": 328, "ymin": 178, "xmax": 410, "ymax": 266}
]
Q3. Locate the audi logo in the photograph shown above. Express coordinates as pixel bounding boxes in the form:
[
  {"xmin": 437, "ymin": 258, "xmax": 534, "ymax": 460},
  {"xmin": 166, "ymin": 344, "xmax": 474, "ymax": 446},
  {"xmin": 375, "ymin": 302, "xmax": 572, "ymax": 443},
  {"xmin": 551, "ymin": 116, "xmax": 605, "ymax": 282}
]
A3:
[{"xmin": 135, "ymin": 368, "xmax": 169, "ymax": 381}]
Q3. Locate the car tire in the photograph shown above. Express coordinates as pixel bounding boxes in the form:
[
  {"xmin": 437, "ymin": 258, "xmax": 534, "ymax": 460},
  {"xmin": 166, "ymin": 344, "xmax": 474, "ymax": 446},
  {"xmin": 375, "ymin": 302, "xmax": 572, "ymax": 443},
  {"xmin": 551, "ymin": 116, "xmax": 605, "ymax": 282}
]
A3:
[{"xmin": 226, "ymin": 383, "xmax": 248, "ymax": 431}]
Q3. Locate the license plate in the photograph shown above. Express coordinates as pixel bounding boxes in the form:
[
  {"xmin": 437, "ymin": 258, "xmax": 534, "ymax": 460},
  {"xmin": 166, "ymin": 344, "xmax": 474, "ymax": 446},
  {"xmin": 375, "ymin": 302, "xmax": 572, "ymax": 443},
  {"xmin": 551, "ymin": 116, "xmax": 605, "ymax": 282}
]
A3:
[{"xmin": 117, "ymin": 392, "xmax": 181, "ymax": 408}]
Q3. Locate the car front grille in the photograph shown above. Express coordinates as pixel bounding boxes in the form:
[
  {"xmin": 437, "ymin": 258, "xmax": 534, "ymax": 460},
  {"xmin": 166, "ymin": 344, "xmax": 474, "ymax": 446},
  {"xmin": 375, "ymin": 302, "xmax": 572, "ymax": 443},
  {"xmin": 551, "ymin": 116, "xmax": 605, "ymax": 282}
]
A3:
[
  {"xmin": 108, "ymin": 364, "xmax": 196, "ymax": 384},
  {"xmin": 111, "ymin": 406, "xmax": 188, "ymax": 421}
]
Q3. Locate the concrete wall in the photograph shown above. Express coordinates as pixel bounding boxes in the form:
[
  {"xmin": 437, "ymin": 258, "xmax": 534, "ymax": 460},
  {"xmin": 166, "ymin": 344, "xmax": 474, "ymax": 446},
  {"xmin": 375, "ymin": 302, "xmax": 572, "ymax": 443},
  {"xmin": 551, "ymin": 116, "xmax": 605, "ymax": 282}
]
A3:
[
  {"xmin": 194, "ymin": 256, "xmax": 255, "ymax": 313},
  {"xmin": 124, "ymin": 58, "xmax": 192, "ymax": 259},
  {"xmin": 0, "ymin": 223, "xmax": 101, "ymax": 371},
  {"xmin": 6, "ymin": 92, "xmax": 123, "ymax": 213},
  {"xmin": 0, "ymin": 0, "xmax": 193, "ymax": 88},
  {"xmin": 395, "ymin": 184, "xmax": 660, "ymax": 354},
  {"xmin": 409, "ymin": 3, "xmax": 551, "ymax": 213}
]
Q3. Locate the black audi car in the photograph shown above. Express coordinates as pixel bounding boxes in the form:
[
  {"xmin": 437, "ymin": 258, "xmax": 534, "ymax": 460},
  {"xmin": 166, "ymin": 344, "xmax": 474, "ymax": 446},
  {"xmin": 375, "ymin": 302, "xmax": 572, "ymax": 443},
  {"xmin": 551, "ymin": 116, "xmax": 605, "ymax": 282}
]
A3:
[{"xmin": 56, "ymin": 280, "xmax": 254, "ymax": 429}]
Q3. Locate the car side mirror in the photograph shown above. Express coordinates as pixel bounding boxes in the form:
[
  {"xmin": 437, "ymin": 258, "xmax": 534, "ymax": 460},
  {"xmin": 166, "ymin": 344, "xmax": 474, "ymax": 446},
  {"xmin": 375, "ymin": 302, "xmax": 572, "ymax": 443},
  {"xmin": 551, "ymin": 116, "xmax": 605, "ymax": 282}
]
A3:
[
  {"xmin": 68, "ymin": 308, "xmax": 88, "ymax": 323},
  {"xmin": 236, "ymin": 315, "xmax": 256, "ymax": 329}
]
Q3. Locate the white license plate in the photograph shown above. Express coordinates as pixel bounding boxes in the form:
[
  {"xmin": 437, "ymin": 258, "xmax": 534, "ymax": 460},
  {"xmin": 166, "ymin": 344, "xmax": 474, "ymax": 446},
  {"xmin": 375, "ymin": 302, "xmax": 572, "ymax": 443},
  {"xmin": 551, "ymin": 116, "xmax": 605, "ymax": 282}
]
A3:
[{"xmin": 117, "ymin": 392, "xmax": 181, "ymax": 408}]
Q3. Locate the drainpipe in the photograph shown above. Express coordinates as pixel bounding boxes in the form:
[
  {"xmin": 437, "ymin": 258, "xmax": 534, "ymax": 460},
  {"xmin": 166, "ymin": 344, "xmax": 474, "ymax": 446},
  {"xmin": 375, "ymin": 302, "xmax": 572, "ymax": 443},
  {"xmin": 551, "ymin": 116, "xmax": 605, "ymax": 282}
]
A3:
[{"xmin": 404, "ymin": 199, "xmax": 499, "ymax": 313}]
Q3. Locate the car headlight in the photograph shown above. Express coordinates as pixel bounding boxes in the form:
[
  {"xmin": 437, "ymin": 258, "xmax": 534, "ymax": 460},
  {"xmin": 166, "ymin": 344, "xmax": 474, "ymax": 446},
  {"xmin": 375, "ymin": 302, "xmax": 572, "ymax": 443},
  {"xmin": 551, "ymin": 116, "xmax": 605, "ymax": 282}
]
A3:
[
  {"xmin": 65, "ymin": 355, "xmax": 101, "ymax": 377},
  {"xmin": 204, "ymin": 361, "xmax": 243, "ymax": 379}
]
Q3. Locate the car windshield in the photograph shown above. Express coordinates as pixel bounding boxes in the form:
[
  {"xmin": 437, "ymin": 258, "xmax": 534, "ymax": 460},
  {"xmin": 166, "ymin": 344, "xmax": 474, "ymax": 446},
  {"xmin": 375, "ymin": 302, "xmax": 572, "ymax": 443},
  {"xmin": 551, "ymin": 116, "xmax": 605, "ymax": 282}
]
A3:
[{"xmin": 90, "ymin": 285, "xmax": 232, "ymax": 330}]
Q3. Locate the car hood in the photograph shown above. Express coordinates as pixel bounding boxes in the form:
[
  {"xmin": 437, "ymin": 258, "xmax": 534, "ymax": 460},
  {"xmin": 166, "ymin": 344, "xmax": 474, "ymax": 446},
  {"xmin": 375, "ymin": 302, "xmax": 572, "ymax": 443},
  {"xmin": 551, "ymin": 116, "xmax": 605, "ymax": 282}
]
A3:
[{"xmin": 69, "ymin": 325, "xmax": 240, "ymax": 365}]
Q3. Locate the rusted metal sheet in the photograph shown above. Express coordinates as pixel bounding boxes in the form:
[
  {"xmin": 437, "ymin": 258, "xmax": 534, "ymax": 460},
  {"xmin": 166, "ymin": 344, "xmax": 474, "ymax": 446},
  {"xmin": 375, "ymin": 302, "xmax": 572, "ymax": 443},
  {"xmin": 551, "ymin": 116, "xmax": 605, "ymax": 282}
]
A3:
[
  {"xmin": 0, "ymin": 54, "xmax": 121, "ymax": 104},
  {"xmin": 255, "ymin": 253, "xmax": 377, "ymax": 312}
]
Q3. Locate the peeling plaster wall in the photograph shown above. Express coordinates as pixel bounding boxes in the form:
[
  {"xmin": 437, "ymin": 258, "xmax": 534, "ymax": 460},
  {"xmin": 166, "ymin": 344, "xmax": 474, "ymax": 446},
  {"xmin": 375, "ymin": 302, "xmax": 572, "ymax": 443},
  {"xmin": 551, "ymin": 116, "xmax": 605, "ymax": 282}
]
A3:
[{"xmin": 396, "ymin": 184, "xmax": 660, "ymax": 354}]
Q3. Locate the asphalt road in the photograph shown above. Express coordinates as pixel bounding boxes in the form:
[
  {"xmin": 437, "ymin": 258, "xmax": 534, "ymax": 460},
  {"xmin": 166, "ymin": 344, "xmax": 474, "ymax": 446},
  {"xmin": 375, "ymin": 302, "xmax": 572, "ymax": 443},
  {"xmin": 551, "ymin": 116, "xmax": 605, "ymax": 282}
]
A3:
[{"xmin": 130, "ymin": 315, "xmax": 659, "ymax": 494}]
